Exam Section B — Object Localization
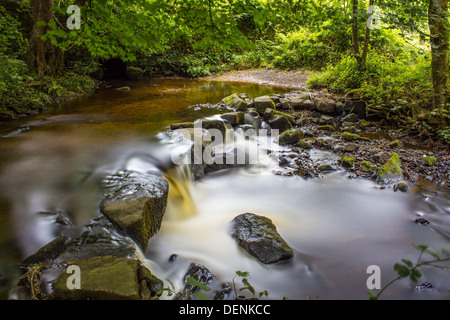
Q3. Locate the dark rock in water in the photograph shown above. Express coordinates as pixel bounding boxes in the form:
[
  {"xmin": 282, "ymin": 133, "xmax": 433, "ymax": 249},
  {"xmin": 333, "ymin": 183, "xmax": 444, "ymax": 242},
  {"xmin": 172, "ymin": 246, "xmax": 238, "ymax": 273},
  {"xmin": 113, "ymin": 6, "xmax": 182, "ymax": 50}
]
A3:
[
  {"xmin": 22, "ymin": 235, "xmax": 72, "ymax": 265},
  {"xmin": 244, "ymin": 108, "xmax": 262, "ymax": 130},
  {"xmin": 230, "ymin": 213, "xmax": 293, "ymax": 264},
  {"xmin": 100, "ymin": 170, "xmax": 169, "ymax": 250},
  {"xmin": 214, "ymin": 283, "xmax": 232, "ymax": 300},
  {"xmin": 221, "ymin": 112, "xmax": 245, "ymax": 125},
  {"xmin": 268, "ymin": 115, "xmax": 292, "ymax": 133},
  {"xmin": 415, "ymin": 217, "xmax": 430, "ymax": 226},
  {"xmin": 177, "ymin": 263, "xmax": 216, "ymax": 299},
  {"xmin": 393, "ymin": 182, "xmax": 409, "ymax": 192},
  {"xmin": 53, "ymin": 217, "xmax": 138, "ymax": 264},
  {"xmin": 170, "ymin": 122, "xmax": 194, "ymax": 130},
  {"xmin": 53, "ymin": 256, "xmax": 161, "ymax": 300},
  {"xmin": 168, "ymin": 254, "xmax": 178, "ymax": 262}
]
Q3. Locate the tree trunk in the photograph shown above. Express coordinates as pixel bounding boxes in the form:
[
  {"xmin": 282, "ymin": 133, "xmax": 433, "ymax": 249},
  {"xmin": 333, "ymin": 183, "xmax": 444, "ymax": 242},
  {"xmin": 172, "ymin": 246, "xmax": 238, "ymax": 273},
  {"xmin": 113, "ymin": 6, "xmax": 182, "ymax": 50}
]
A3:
[
  {"xmin": 351, "ymin": 0, "xmax": 361, "ymax": 66},
  {"xmin": 28, "ymin": 0, "xmax": 56, "ymax": 75},
  {"xmin": 428, "ymin": 0, "xmax": 449, "ymax": 110},
  {"xmin": 361, "ymin": 0, "xmax": 375, "ymax": 67}
]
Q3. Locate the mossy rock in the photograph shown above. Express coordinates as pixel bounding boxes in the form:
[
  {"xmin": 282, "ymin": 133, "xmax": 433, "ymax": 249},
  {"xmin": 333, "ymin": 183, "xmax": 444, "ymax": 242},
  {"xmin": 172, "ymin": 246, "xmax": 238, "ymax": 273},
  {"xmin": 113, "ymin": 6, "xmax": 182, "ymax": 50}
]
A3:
[
  {"xmin": 361, "ymin": 160, "xmax": 377, "ymax": 172},
  {"xmin": 317, "ymin": 164, "xmax": 334, "ymax": 172},
  {"xmin": 318, "ymin": 125, "xmax": 333, "ymax": 131},
  {"xmin": 358, "ymin": 119, "xmax": 369, "ymax": 129},
  {"xmin": 341, "ymin": 156, "xmax": 355, "ymax": 168},
  {"xmin": 389, "ymin": 139, "xmax": 404, "ymax": 148},
  {"xmin": 279, "ymin": 130, "xmax": 303, "ymax": 145},
  {"xmin": 422, "ymin": 155, "xmax": 437, "ymax": 166},
  {"xmin": 342, "ymin": 132, "xmax": 359, "ymax": 141},
  {"xmin": 273, "ymin": 110, "xmax": 295, "ymax": 124},
  {"xmin": 296, "ymin": 140, "xmax": 312, "ymax": 149},
  {"xmin": 378, "ymin": 152, "xmax": 403, "ymax": 182},
  {"xmin": 53, "ymin": 256, "xmax": 161, "ymax": 300},
  {"xmin": 342, "ymin": 126, "xmax": 357, "ymax": 133},
  {"xmin": 222, "ymin": 93, "xmax": 249, "ymax": 111},
  {"xmin": 252, "ymin": 96, "xmax": 276, "ymax": 114}
]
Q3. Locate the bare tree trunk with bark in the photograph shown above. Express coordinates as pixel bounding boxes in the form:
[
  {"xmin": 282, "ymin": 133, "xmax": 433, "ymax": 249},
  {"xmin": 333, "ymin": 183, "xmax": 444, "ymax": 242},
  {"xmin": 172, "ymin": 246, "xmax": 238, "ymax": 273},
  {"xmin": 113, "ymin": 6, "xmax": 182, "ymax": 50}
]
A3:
[
  {"xmin": 428, "ymin": 0, "xmax": 449, "ymax": 111},
  {"xmin": 28, "ymin": 0, "xmax": 57, "ymax": 75}
]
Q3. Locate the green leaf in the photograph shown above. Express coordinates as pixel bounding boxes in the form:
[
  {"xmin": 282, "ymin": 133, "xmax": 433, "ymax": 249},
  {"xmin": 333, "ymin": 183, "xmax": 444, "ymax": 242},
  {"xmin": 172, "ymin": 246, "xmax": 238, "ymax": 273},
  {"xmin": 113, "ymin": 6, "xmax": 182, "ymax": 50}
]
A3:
[
  {"xmin": 236, "ymin": 271, "xmax": 250, "ymax": 278},
  {"xmin": 413, "ymin": 244, "xmax": 429, "ymax": 253},
  {"xmin": 394, "ymin": 263, "xmax": 410, "ymax": 278},
  {"xmin": 193, "ymin": 292, "xmax": 209, "ymax": 300},
  {"xmin": 186, "ymin": 277, "xmax": 211, "ymax": 292},
  {"xmin": 401, "ymin": 259, "xmax": 413, "ymax": 267},
  {"xmin": 424, "ymin": 247, "xmax": 441, "ymax": 260},
  {"xmin": 367, "ymin": 289, "xmax": 378, "ymax": 300},
  {"xmin": 409, "ymin": 268, "xmax": 422, "ymax": 284},
  {"xmin": 442, "ymin": 248, "xmax": 450, "ymax": 258},
  {"xmin": 239, "ymin": 278, "xmax": 255, "ymax": 296}
]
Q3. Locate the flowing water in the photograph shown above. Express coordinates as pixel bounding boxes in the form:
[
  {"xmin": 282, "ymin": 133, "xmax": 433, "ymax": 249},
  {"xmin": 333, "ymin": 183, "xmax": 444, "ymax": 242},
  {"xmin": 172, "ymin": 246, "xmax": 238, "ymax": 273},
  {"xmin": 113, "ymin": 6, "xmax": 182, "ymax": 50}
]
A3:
[{"xmin": 0, "ymin": 77, "xmax": 449, "ymax": 300}]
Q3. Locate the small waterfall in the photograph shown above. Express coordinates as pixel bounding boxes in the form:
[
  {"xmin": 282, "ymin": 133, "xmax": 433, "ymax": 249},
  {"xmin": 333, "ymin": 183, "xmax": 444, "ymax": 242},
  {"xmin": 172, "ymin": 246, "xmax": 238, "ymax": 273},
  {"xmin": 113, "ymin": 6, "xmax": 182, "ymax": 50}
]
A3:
[{"xmin": 163, "ymin": 160, "xmax": 198, "ymax": 221}]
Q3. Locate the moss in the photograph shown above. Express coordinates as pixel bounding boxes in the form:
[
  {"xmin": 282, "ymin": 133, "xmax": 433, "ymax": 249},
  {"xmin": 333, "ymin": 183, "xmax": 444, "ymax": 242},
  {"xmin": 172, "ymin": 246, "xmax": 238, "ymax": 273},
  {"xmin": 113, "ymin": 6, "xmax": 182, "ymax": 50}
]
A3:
[
  {"xmin": 279, "ymin": 129, "xmax": 303, "ymax": 145},
  {"xmin": 342, "ymin": 126, "xmax": 356, "ymax": 133},
  {"xmin": 296, "ymin": 140, "xmax": 312, "ymax": 149},
  {"xmin": 358, "ymin": 119, "xmax": 369, "ymax": 129},
  {"xmin": 342, "ymin": 132, "xmax": 359, "ymax": 141},
  {"xmin": 318, "ymin": 125, "xmax": 333, "ymax": 131},
  {"xmin": 341, "ymin": 156, "xmax": 355, "ymax": 168},
  {"xmin": 274, "ymin": 110, "xmax": 295, "ymax": 124},
  {"xmin": 422, "ymin": 155, "xmax": 437, "ymax": 166},
  {"xmin": 361, "ymin": 160, "xmax": 377, "ymax": 172},
  {"xmin": 222, "ymin": 93, "xmax": 248, "ymax": 111},
  {"xmin": 318, "ymin": 164, "xmax": 334, "ymax": 172},
  {"xmin": 378, "ymin": 152, "xmax": 402, "ymax": 179},
  {"xmin": 389, "ymin": 139, "xmax": 404, "ymax": 148}
]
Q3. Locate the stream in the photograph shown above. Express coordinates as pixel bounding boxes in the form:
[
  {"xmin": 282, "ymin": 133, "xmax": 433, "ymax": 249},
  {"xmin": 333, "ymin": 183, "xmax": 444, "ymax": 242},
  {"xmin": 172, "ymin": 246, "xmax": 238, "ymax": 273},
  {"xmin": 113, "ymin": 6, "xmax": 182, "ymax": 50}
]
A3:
[{"xmin": 0, "ymin": 77, "xmax": 449, "ymax": 300}]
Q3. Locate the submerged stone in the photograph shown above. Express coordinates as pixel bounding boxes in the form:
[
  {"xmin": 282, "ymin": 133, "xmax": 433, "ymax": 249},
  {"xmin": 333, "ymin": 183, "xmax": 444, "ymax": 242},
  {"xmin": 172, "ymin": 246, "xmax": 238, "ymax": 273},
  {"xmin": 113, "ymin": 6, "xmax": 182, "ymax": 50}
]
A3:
[{"xmin": 230, "ymin": 213, "xmax": 293, "ymax": 264}]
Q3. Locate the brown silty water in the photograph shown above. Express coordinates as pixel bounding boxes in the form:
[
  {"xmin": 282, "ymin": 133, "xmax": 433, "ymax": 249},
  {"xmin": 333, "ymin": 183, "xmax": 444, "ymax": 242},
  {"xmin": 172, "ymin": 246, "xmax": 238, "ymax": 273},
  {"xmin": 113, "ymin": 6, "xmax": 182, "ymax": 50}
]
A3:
[{"xmin": 0, "ymin": 77, "xmax": 449, "ymax": 300}]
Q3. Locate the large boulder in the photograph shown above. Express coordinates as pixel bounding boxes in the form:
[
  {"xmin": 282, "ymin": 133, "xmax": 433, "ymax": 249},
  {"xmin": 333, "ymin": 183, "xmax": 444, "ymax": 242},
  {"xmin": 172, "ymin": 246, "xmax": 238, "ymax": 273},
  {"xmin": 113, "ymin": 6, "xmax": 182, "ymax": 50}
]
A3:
[
  {"xmin": 100, "ymin": 171, "xmax": 169, "ymax": 250},
  {"xmin": 230, "ymin": 213, "xmax": 294, "ymax": 264},
  {"xmin": 282, "ymin": 94, "xmax": 316, "ymax": 111},
  {"xmin": 252, "ymin": 96, "xmax": 276, "ymax": 114},
  {"xmin": 315, "ymin": 96, "xmax": 336, "ymax": 114},
  {"xmin": 222, "ymin": 93, "xmax": 249, "ymax": 111},
  {"xmin": 52, "ymin": 256, "xmax": 162, "ymax": 300}
]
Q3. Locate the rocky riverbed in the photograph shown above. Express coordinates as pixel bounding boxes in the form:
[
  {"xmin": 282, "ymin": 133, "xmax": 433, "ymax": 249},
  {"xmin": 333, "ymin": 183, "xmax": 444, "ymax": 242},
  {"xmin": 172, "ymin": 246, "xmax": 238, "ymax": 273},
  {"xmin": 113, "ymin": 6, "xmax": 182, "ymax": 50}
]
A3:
[{"xmin": 12, "ymin": 86, "xmax": 449, "ymax": 300}]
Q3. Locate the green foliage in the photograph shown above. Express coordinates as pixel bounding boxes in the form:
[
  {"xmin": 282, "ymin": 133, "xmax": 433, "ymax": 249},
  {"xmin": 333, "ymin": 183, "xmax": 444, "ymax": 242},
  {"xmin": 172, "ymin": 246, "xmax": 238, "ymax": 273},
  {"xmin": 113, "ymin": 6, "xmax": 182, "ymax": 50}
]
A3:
[
  {"xmin": 0, "ymin": 5, "xmax": 27, "ymax": 58},
  {"xmin": 368, "ymin": 244, "xmax": 450, "ymax": 300}
]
